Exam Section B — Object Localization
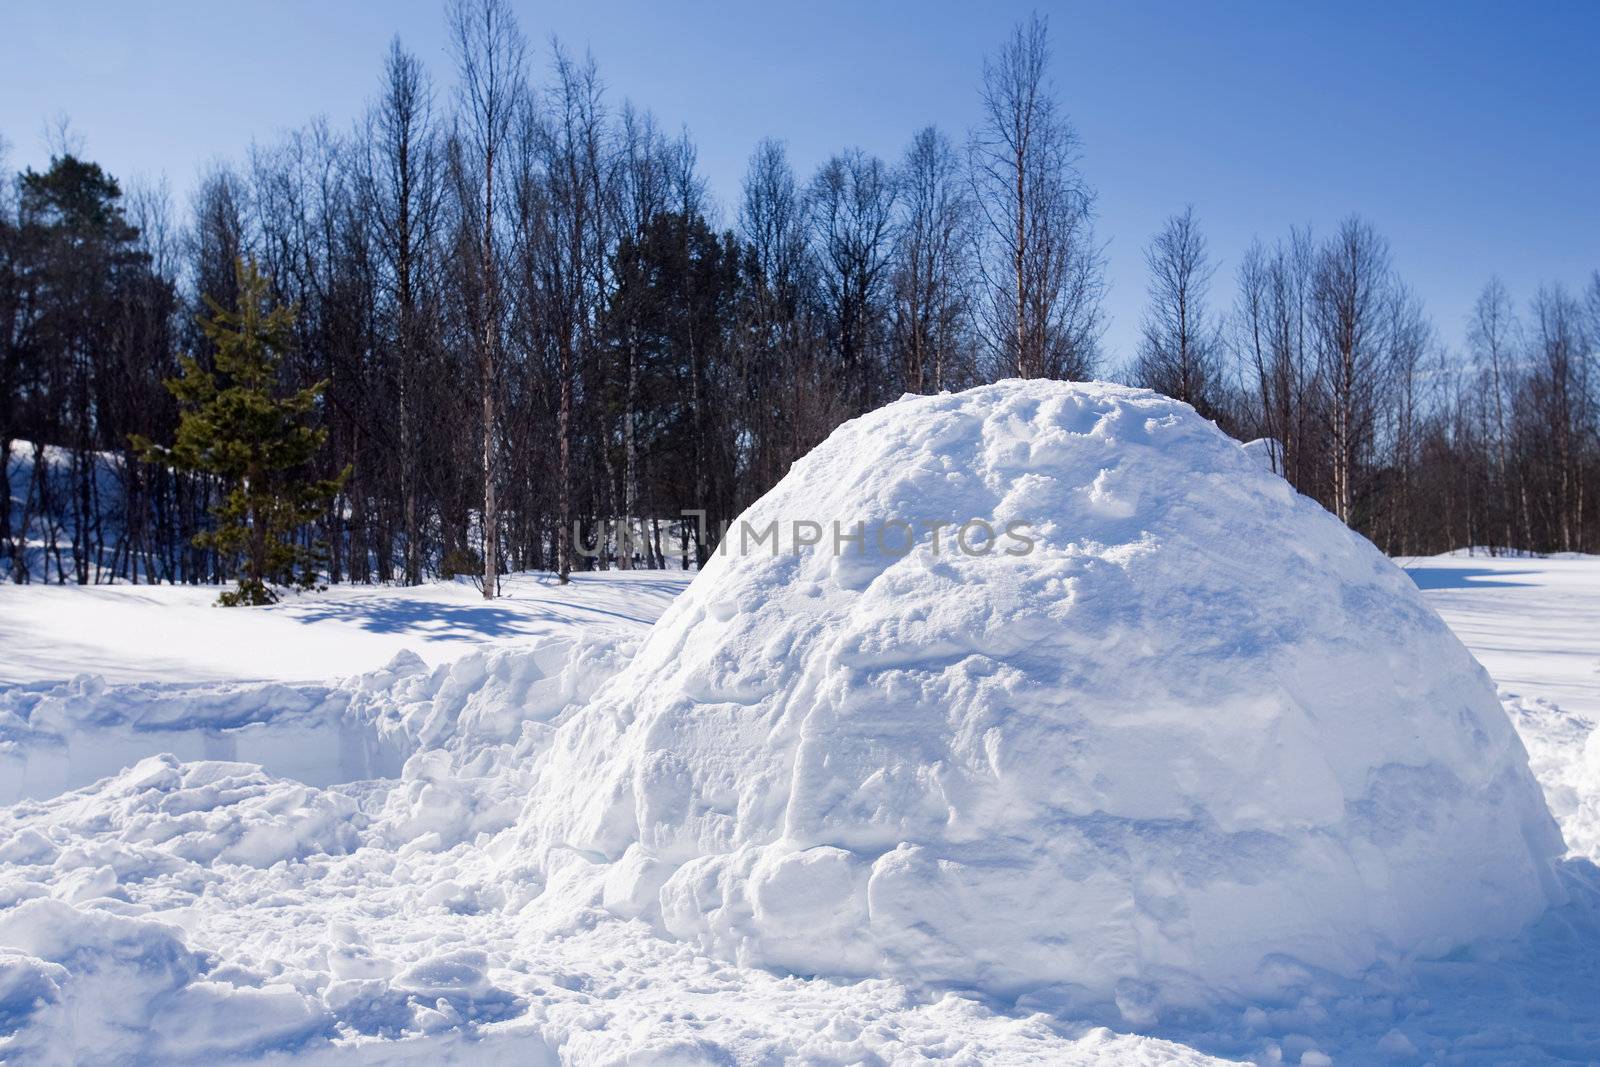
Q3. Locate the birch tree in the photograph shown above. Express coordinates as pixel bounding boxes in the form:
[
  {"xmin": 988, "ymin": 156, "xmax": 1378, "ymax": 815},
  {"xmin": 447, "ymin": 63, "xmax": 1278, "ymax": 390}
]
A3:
[
  {"xmin": 449, "ymin": 0, "xmax": 525, "ymax": 598},
  {"xmin": 969, "ymin": 13, "xmax": 1102, "ymax": 380},
  {"xmin": 363, "ymin": 38, "xmax": 443, "ymax": 585},
  {"xmin": 1467, "ymin": 277, "xmax": 1524, "ymax": 549},
  {"xmin": 891, "ymin": 126, "xmax": 974, "ymax": 393},
  {"xmin": 1134, "ymin": 205, "xmax": 1220, "ymax": 416},
  {"xmin": 1312, "ymin": 216, "xmax": 1394, "ymax": 525}
]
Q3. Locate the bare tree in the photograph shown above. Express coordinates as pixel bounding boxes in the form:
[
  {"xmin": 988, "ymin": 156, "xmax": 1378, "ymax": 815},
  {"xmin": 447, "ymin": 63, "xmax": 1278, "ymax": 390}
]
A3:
[
  {"xmin": 449, "ymin": 0, "xmax": 526, "ymax": 598},
  {"xmin": 116, "ymin": 179, "xmax": 180, "ymax": 584},
  {"xmin": 1467, "ymin": 277, "xmax": 1524, "ymax": 549},
  {"xmin": 1384, "ymin": 283, "xmax": 1434, "ymax": 553},
  {"xmin": 1134, "ymin": 205, "xmax": 1220, "ymax": 416},
  {"xmin": 1312, "ymin": 216, "xmax": 1394, "ymax": 524},
  {"xmin": 612, "ymin": 103, "xmax": 669, "ymax": 567},
  {"xmin": 1, "ymin": 134, "xmax": 25, "ymax": 578},
  {"xmin": 1528, "ymin": 284, "xmax": 1590, "ymax": 551},
  {"xmin": 969, "ymin": 13, "xmax": 1103, "ymax": 380},
  {"xmin": 1234, "ymin": 239, "xmax": 1274, "ymax": 444},
  {"xmin": 807, "ymin": 148, "xmax": 897, "ymax": 411},
  {"xmin": 189, "ymin": 165, "xmax": 249, "ymax": 320},
  {"xmin": 740, "ymin": 141, "xmax": 807, "ymax": 310},
  {"xmin": 535, "ymin": 40, "xmax": 609, "ymax": 583},
  {"xmin": 363, "ymin": 37, "xmax": 444, "ymax": 585},
  {"xmin": 738, "ymin": 139, "xmax": 818, "ymax": 482},
  {"xmin": 891, "ymin": 126, "xmax": 974, "ymax": 393},
  {"xmin": 1232, "ymin": 230, "xmax": 1315, "ymax": 481}
]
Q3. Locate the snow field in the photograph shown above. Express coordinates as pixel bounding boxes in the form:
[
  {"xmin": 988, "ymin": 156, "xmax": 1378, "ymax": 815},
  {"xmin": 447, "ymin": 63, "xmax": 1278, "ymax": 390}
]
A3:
[{"xmin": 0, "ymin": 569, "xmax": 689, "ymax": 685}]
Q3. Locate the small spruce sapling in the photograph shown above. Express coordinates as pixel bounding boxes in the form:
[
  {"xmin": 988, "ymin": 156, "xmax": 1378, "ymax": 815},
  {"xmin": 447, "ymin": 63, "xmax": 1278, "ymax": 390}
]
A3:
[{"xmin": 136, "ymin": 259, "xmax": 348, "ymax": 605}]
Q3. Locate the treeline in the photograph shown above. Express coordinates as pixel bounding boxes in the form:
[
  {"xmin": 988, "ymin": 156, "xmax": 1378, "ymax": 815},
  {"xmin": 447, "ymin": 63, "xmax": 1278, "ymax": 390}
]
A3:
[
  {"xmin": 2, "ymin": 7, "xmax": 1597, "ymax": 591},
  {"xmin": 1137, "ymin": 210, "xmax": 1600, "ymax": 556}
]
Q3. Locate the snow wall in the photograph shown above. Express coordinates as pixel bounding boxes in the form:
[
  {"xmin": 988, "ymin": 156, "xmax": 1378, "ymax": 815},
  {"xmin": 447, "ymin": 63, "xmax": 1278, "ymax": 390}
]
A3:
[{"xmin": 514, "ymin": 380, "xmax": 1566, "ymax": 1007}]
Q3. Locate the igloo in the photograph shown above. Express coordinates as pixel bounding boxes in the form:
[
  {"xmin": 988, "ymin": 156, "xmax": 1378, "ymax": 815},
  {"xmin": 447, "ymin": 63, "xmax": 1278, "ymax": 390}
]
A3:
[{"xmin": 518, "ymin": 380, "xmax": 1565, "ymax": 1007}]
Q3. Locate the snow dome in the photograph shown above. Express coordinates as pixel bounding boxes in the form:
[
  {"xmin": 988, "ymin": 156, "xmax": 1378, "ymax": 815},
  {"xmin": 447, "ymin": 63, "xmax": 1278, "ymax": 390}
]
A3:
[{"xmin": 516, "ymin": 380, "xmax": 1565, "ymax": 1007}]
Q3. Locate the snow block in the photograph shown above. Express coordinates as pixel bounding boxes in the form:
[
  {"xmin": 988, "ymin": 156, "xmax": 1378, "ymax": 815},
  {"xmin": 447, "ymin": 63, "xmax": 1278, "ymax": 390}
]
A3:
[{"xmin": 517, "ymin": 380, "xmax": 1566, "ymax": 1006}]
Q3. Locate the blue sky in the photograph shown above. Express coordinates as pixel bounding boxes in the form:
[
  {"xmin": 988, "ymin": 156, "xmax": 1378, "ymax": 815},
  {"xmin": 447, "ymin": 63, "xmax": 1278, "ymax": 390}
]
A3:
[{"xmin": 3, "ymin": 1, "xmax": 1596, "ymax": 366}]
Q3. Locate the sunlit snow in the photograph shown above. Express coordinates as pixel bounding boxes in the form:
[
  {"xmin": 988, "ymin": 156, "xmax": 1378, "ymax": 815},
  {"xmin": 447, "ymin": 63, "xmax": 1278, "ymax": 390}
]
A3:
[{"xmin": 2, "ymin": 384, "xmax": 1597, "ymax": 1065}]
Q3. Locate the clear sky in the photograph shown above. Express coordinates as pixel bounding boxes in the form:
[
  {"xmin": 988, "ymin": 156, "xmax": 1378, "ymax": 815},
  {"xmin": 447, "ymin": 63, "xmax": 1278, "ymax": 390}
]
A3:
[{"xmin": 3, "ymin": 1, "xmax": 1596, "ymax": 367}]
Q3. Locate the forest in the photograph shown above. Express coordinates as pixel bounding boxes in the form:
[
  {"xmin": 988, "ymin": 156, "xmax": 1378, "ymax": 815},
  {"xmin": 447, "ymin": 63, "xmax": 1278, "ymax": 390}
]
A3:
[{"xmin": 2, "ymin": 4, "xmax": 1597, "ymax": 594}]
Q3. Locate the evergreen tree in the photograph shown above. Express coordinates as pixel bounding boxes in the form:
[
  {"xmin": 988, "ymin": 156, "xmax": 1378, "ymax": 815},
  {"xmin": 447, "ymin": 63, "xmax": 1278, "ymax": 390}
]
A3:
[
  {"xmin": 137, "ymin": 259, "xmax": 346, "ymax": 605},
  {"xmin": 602, "ymin": 210, "xmax": 743, "ymax": 563}
]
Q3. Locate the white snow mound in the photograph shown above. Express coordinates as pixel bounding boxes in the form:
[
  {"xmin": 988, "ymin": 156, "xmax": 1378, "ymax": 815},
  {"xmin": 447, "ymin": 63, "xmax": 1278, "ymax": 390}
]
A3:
[{"xmin": 516, "ymin": 380, "xmax": 1566, "ymax": 1004}]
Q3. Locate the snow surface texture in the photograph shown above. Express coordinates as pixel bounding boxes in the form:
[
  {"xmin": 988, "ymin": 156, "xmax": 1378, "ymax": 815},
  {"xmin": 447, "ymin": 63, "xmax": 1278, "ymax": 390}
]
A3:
[
  {"xmin": 518, "ymin": 380, "xmax": 1566, "ymax": 1006},
  {"xmin": 0, "ymin": 655, "xmax": 1221, "ymax": 1066}
]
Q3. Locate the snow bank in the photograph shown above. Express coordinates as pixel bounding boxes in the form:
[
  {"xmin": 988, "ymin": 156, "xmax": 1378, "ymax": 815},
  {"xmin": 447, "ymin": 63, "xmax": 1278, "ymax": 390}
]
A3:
[
  {"xmin": 516, "ymin": 379, "xmax": 1566, "ymax": 1009},
  {"xmin": 0, "ymin": 630, "xmax": 637, "ymax": 804}
]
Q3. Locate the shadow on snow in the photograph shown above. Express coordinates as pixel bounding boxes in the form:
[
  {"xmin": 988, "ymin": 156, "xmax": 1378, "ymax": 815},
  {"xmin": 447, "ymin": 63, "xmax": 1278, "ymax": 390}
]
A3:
[{"xmin": 1405, "ymin": 566, "xmax": 1540, "ymax": 590}]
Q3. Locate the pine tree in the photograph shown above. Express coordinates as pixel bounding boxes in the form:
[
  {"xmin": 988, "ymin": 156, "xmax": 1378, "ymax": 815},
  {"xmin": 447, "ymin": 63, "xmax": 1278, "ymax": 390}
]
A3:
[{"xmin": 136, "ymin": 259, "xmax": 347, "ymax": 605}]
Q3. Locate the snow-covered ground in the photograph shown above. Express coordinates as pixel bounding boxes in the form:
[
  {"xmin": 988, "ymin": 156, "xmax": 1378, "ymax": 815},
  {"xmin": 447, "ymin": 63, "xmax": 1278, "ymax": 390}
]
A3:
[
  {"xmin": 1, "ymin": 380, "xmax": 1597, "ymax": 1066},
  {"xmin": 0, "ymin": 571, "xmax": 689, "ymax": 685},
  {"xmin": 1404, "ymin": 553, "xmax": 1600, "ymax": 723},
  {"xmin": 1404, "ymin": 553, "xmax": 1600, "ymax": 866},
  {"xmin": 0, "ymin": 557, "xmax": 1596, "ymax": 1064}
]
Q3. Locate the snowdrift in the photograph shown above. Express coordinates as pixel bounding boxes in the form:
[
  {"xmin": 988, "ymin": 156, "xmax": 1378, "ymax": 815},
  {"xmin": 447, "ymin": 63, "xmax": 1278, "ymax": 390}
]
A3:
[
  {"xmin": 516, "ymin": 380, "xmax": 1566, "ymax": 1006},
  {"xmin": 0, "ymin": 631, "xmax": 635, "ymax": 805}
]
